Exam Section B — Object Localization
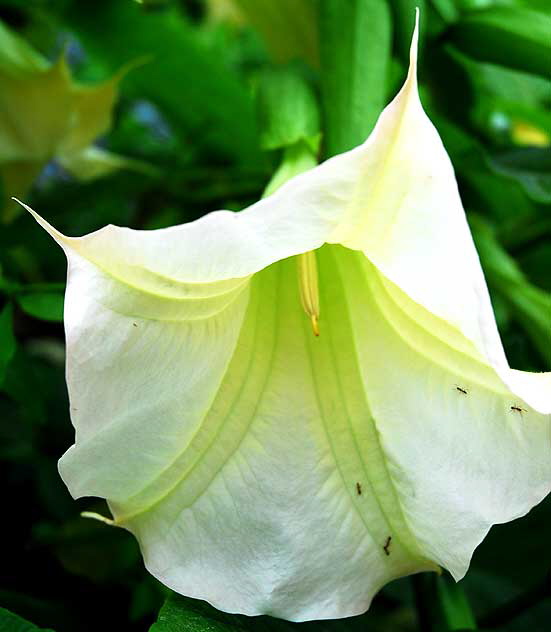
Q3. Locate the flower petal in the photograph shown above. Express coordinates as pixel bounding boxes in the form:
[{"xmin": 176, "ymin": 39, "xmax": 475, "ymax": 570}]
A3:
[
  {"xmin": 25, "ymin": 13, "xmax": 548, "ymax": 415},
  {"xmin": 324, "ymin": 246, "xmax": 551, "ymax": 582},
  {"xmin": 0, "ymin": 55, "xmax": 73, "ymax": 162},
  {"xmin": 37, "ymin": 239, "xmax": 442, "ymax": 620},
  {"xmin": 58, "ymin": 146, "xmax": 157, "ymax": 181},
  {"xmin": 20, "ymin": 207, "xmax": 551, "ymax": 619},
  {"xmin": 58, "ymin": 59, "xmax": 141, "ymax": 156},
  {"xmin": 16, "ymin": 139, "xmax": 360, "ymax": 284},
  {"xmin": 326, "ymin": 16, "xmax": 550, "ymax": 413}
]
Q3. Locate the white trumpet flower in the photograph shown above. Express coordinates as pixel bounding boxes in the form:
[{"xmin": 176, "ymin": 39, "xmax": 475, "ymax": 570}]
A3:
[{"xmin": 18, "ymin": 15, "xmax": 551, "ymax": 622}]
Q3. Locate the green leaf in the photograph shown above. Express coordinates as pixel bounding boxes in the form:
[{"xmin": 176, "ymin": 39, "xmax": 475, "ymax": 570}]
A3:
[
  {"xmin": 449, "ymin": 6, "xmax": 551, "ymax": 77},
  {"xmin": 447, "ymin": 50, "xmax": 551, "ymax": 144},
  {"xmin": 150, "ymin": 591, "xmax": 411, "ymax": 632},
  {"xmin": 320, "ymin": 0, "xmax": 392, "ymax": 156},
  {"xmin": 470, "ymin": 215, "xmax": 551, "ymax": 367},
  {"xmin": 433, "ymin": 115, "xmax": 536, "ymax": 222},
  {"xmin": 429, "ymin": 0, "xmax": 458, "ymax": 24},
  {"xmin": 150, "ymin": 595, "xmax": 243, "ymax": 632},
  {"xmin": 0, "ymin": 302, "xmax": 16, "ymax": 386},
  {"xmin": 0, "ymin": 606, "xmax": 55, "ymax": 632},
  {"xmin": 517, "ymin": 0, "xmax": 551, "ymax": 10},
  {"xmin": 17, "ymin": 292, "xmax": 63, "ymax": 322},
  {"xmin": 63, "ymin": 1, "xmax": 261, "ymax": 165},
  {"xmin": 489, "ymin": 149, "xmax": 551, "ymax": 204},
  {"xmin": 515, "ymin": 239, "xmax": 551, "ymax": 293},
  {"xmin": 452, "ymin": 53, "xmax": 551, "ymax": 108}
]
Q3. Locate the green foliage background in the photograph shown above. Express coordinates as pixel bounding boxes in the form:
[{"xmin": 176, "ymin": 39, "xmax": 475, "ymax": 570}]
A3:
[{"xmin": 0, "ymin": 1, "xmax": 549, "ymax": 630}]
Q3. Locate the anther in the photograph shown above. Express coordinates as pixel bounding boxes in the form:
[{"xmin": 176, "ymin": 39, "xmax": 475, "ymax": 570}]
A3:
[{"xmin": 297, "ymin": 251, "xmax": 320, "ymax": 336}]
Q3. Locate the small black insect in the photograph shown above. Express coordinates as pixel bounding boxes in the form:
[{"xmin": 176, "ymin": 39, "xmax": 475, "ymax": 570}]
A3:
[
  {"xmin": 356, "ymin": 482, "xmax": 362, "ymax": 496},
  {"xmin": 511, "ymin": 405, "xmax": 527, "ymax": 414},
  {"xmin": 132, "ymin": 322, "xmax": 138, "ymax": 327},
  {"xmin": 383, "ymin": 536, "xmax": 392, "ymax": 556},
  {"xmin": 455, "ymin": 385, "xmax": 468, "ymax": 395}
]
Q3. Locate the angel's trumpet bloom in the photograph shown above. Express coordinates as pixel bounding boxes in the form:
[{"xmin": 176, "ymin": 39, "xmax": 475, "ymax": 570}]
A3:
[
  {"xmin": 19, "ymin": 15, "xmax": 551, "ymax": 622},
  {"xmin": 0, "ymin": 20, "xmax": 147, "ymax": 221}
]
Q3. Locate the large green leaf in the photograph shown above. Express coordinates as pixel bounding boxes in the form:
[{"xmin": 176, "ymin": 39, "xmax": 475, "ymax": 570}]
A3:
[
  {"xmin": 432, "ymin": 115, "xmax": 537, "ymax": 222},
  {"xmin": 149, "ymin": 591, "xmax": 412, "ymax": 632},
  {"xmin": 449, "ymin": 6, "xmax": 551, "ymax": 77},
  {"xmin": 470, "ymin": 215, "xmax": 551, "ymax": 367},
  {"xmin": 447, "ymin": 50, "xmax": 551, "ymax": 145},
  {"xmin": 489, "ymin": 149, "xmax": 551, "ymax": 204},
  {"xmin": 17, "ymin": 292, "xmax": 64, "ymax": 322},
  {"xmin": 150, "ymin": 595, "xmax": 257, "ymax": 632}
]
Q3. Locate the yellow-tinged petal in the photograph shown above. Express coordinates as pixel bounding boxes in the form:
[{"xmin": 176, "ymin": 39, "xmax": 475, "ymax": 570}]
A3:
[
  {"xmin": 0, "ymin": 54, "xmax": 73, "ymax": 163},
  {"xmin": 58, "ymin": 146, "xmax": 158, "ymax": 181},
  {"xmin": 59, "ymin": 58, "xmax": 146, "ymax": 157},
  {"xmin": 0, "ymin": 22, "xmax": 144, "ymax": 220}
]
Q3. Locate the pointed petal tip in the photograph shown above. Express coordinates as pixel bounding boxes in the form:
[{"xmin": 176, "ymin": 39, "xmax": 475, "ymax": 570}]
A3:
[
  {"xmin": 13, "ymin": 197, "xmax": 68, "ymax": 247},
  {"xmin": 99, "ymin": 54, "xmax": 153, "ymax": 89},
  {"xmin": 409, "ymin": 8, "xmax": 420, "ymax": 77},
  {"xmin": 80, "ymin": 511, "xmax": 117, "ymax": 527}
]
